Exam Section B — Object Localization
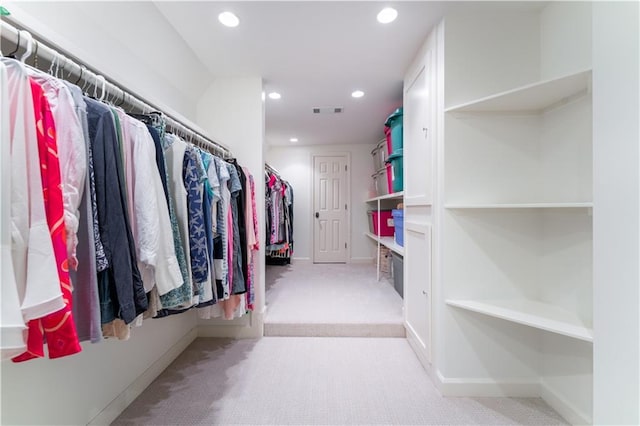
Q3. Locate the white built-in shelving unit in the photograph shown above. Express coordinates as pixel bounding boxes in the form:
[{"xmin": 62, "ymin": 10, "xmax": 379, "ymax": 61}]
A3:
[
  {"xmin": 436, "ymin": 7, "xmax": 595, "ymax": 423},
  {"xmin": 365, "ymin": 232, "xmax": 404, "ymax": 256},
  {"xmin": 444, "ymin": 68, "xmax": 593, "ymax": 341},
  {"xmin": 365, "ymin": 191, "xmax": 404, "ymax": 281}
]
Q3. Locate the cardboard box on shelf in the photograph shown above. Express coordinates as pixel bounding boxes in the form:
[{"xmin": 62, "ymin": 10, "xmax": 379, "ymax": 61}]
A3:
[{"xmin": 379, "ymin": 246, "xmax": 392, "ymax": 274}]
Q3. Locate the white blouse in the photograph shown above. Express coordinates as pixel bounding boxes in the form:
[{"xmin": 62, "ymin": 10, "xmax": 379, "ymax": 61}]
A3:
[
  {"xmin": 120, "ymin": 114, "xmax": 182, "ymax": 295},
  {"xmin": 3, "ymin": 59, "xmax": 64, "ymax": 325}
]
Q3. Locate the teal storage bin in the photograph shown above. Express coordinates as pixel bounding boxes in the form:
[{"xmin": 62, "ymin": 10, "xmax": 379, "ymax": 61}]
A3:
[
  {"xmin": 385, "ymin": 107, "xmax": 403, "ymax": 152},
  {"xmin": 387, "ymin": 149, "xmax": 404, "ymax": 193}
]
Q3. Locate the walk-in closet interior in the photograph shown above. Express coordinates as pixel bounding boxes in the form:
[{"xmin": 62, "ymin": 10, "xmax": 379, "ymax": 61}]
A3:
[{"xmin": 1, "ymin": 2, "xmax": 638, "ymax": 425}]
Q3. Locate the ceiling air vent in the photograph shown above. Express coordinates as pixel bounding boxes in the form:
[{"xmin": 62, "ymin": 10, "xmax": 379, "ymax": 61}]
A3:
[{"xmin": 312, "ymin": 106, "xmax": 344, "ymax": 114}]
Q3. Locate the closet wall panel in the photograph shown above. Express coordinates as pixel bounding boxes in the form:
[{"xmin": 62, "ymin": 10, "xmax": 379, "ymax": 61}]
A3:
[
  {"xmin": 196, "ymin": 77, "xmax": 266, "ymax": 337},
  {"xmin": 1, "ymin": 314, "xmax": 197, "ymax": 425},
  {"xmin": 592, "ymin": 2, "xmax": 640, "ymax": 424},
  {"xmin": 3, "ymin": 1, "xmax": 210, "ymax": 121}
]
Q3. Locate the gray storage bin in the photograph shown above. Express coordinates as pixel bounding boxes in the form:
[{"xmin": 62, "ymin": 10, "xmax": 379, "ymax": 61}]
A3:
[
  {"xmin": 371, "ymin": 139, "xmax": 387, "ymax": 171},
  {"xmin": 391, "ymin": 252, "xmax": 403, "ymax": 298},
  {"xmin": 372, "ymin": 167, "xmax": 389, "ymax": 196}
]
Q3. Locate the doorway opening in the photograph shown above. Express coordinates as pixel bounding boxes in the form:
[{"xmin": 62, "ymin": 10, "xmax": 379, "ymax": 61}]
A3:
[{"xmin": 263, "ymin": 152, "xmax": 404, "ymax": 337}]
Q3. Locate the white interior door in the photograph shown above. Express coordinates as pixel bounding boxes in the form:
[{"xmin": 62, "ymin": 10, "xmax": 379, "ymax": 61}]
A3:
[{"xmin": 313, "ymin": 155, "xmax": 348, "ymax": 263}]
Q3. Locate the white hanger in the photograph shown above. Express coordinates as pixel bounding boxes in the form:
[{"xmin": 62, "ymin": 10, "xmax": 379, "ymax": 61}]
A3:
[
  {"xmin": 97, "ymin": 75, "xmax": 106, "ymax": 101},
  {"xmin": 48, "ymin": 54, "xmax": 58, "ymax": 75},
  {"xmin": 19, "ymin": 31, "xmax": 33, "ymax": 63}
]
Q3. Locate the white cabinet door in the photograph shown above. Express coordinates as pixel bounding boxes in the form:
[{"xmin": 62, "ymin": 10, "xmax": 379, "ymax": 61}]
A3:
[
  {"xmin": 404, "ymin": 49, "xmax": 434, "ymax": 207},
  {"xmin": 404, "ymin": 221, "xmax": 432, "ymax": 363}
]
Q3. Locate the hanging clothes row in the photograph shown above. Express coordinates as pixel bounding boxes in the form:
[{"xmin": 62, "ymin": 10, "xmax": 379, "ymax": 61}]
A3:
[
  {"xmin": 265, "ymin": 165, "xmax": 294, "ymax": 265},
  {"xmin": 0, "ymin": 45, "xmax": 259, "ymax": 362}
]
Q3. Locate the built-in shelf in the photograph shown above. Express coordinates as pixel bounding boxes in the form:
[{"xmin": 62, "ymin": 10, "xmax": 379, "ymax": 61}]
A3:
[
  {"xmin": 366, "ymin": 191, "xmax": 404, "ymax": 203},
  {"xmin": 445, "ymin": 202, "xmax": 593, "ymax": 210},
  {"xmin": 446, "ymin": 299, "xmax": 593, "ymax": 342},
  {"xmin": 365, "ymin": 232, "xmax": 404, "ymax": 256},
  {"xmin": 445, "ymin": 69, "xmax": 592, "ymax": 113}
]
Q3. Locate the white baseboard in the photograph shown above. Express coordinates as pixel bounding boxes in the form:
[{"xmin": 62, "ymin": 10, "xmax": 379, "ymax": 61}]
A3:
[
  {"xmin": 87, "ymin": 327, "xmax": 198, "ymax": 426},
  {"xmin": 197, "ymin": 310, "xmax": 265, "ymax": 339},
  {"xmin": 435, "ymin": 370, "xmax": 540, "ymax": 397},
  {"xmin": 288, "ymin": 257, "xmax": 374, "ymax": 265},
  {"xmin": 405, "ymin": 322, "xmax": 431, "ymax": 372},
  {"xmin": 540, "ymin": 380, "xmax": 592, "ymax": 425},
  {"xmin": 264, "ymin": 322, "xmax": 405, "ymax": 338},
  {"xmin": 349, "ymin": 257, "xmax": 375, "ymax": 264}
]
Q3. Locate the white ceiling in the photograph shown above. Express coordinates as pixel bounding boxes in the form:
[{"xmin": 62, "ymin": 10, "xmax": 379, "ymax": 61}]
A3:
[{"xmin": 154, "ymin": 1, "xmax": 545, "ymax": 147}]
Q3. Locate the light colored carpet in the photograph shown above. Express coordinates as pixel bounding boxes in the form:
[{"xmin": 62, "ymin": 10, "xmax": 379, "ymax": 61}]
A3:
[
  {"xmin": 265, "ymin": 263, "xmax": 404, "ymax": 337},
  {"xmin": 112, "ymin": 337, "xmax": 567, "ymax": 426}
]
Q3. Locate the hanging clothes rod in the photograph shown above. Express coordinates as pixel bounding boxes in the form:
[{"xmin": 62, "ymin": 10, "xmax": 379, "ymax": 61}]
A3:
[
  {"xmin": 0, "ymin": 19, "xmax": 231, "ymax": 158},
  {"xmin": 265, "ymin": 163, "xmax": 283, "ymax": 177}
]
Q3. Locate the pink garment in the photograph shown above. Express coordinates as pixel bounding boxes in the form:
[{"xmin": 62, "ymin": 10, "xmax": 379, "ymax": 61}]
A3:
[
  {"xmin": 268, "ymin": 173, "xmax": 277, "ymax": 188},
  {"xmin": 26, "ymin": 71, "xmax": 86, "ymax": 270},
  {"xmin": 13, "ymin": 78, "xmax": 82, "ymax": 362},
  {"xmin": 243, "ymin": 167, "xmax": 260, "ymax": 311},
  {"xmin": 222, "ymin": 295, "xmax": 242, "ymax": 320}
]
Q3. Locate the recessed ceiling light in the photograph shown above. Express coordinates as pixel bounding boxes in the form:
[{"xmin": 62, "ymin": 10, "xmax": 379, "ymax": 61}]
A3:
[
  {"xmin": 218, "ymin": 11, "xmax": 239, "ymax": 27},
  {"xmin": 268, "ymin": 92, "xmax": 281, "ymax": 100},
  {"xmin": 351, "ymin": 90, "xmax": 365, "ymax": 98},
  {"xmin": 290, "ymin": 138, "xmax": 299, "ymax": 143},
  {"xmin": 377, "ymin": 7, "xmax": 398, "ymax": 24}
]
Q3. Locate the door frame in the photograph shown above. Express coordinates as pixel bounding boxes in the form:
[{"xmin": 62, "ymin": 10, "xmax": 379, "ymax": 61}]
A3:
[{"xmin": 310, "ymin": 152, "xmax": 351, "ymax": 263}]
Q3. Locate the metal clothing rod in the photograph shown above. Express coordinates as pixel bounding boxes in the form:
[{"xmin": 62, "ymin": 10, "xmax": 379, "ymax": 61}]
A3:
[
  {"xmin": 0, "ymin": 19, "xmax": 231, "ymax": 158},
  {"xmin": 265, "ymin": 163, "xmax": 282, "ymax": 177}
]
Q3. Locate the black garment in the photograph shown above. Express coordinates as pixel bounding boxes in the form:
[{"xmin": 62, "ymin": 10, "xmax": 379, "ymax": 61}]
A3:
[
  {"xmin": 287, "ymin": 183, "xmax": 294, "ymax": 253},
  {"xmin": 213, "ymin": 235, "xmax": 224, "ymax": 298},
  {"xmin": 229, "ymin": 160, "xmax": 249, "ymax": 294},
  {"xmin": 86, "ymin": 98, "xmax": 148, "ymax": 324},
  {"xmin": 146, "ymin": 125, "xmax": 170, "ymax": 206},
  {"xmin": 226, "ymin": 161, "xmax": 246, "ymax": 294}
]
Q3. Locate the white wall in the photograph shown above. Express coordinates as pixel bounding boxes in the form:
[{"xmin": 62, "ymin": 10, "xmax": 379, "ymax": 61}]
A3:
[
  {"xmin": 266, "ymin": 144, "xmax": 376, "ymax": 262},
  {"xmin": 444, "ymin": 10, "xmax": 540, "ymax": 108},
  {"xmin": 540, "ymin": 1, "xmax": 592, "ymax": 79},
  {"xmin": 592, "ymin": 2, "xmax": 640, "ymax": 424},
  {"xmin": 196, "ymin": 77, "xmax": 266, "ymax": 337},
  {"xmin": 3, "ymin": 1, "xmax": 211, "ymax": 122},
  {"xmin": 1, "ymin": 314, "xmax": 197, "ymax": 425}
]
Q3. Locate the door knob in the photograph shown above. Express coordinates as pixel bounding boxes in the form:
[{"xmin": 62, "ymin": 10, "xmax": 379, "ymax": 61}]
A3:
[{"xmin": 315, "ymin": 212, "xmax": 319, "ymax": 218}]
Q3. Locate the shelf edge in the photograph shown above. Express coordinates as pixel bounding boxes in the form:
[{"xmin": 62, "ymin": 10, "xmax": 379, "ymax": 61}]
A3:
[
  {"xmin": 445, "ymin": 299, "xmax": 593, "ymax": 342},
  {"xmin": 444, "ymin": 68, "xmax": 592, "ymax": 113},
  {"xmin": 365, "ymin": 191, "xmax": 404, "ymax": 203},
  {"xmin": 445, "ymin": 203, "xmax": 593, "ymax": 209}
]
